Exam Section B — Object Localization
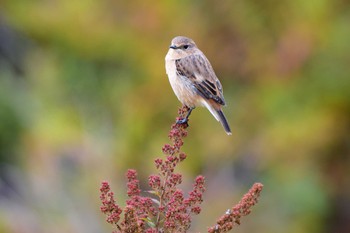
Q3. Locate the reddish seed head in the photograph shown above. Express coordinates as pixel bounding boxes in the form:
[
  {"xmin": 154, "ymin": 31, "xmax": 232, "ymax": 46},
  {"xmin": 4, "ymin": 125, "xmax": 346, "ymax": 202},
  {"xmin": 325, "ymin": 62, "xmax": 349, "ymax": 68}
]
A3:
[
  {"xmin": 126, "ymin": 169, "xmax": 138, "ymax": 181},
  {"xmin": 99, "ymin": 107, "xmax": 262, "ymax": 232},
  {"xmin": 179, "ymin": 152, "xmax": 187, "ymax": 161}
]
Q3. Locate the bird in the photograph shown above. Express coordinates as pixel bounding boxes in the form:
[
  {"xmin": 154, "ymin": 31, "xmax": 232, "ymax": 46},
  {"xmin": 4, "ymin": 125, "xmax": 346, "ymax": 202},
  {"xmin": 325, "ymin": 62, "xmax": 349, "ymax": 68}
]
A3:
[{"xmin": 165, "ymin": 36, "xmax": 231, "ymax": 135}]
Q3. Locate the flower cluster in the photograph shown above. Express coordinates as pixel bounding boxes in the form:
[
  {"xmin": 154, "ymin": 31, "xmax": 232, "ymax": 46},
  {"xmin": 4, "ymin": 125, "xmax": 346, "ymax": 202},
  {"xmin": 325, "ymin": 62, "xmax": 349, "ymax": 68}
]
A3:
[
  {"xmin": 125, "ymin": 169, "xmax": 157, "ymax": 229},
  {"xmin": 148, "ymin": 106, "xmax": 206, "ymax": 232},
  {"xmin": 207, "ymin": 183, "xmax": 264, "ymax": 233},
  {"xmin": 99, "ymin": 181, "xmax": 122, "ymax": 228},
  {"xmin": 99, "ymin": 106, "xmax": 263, "ymax": 232}
]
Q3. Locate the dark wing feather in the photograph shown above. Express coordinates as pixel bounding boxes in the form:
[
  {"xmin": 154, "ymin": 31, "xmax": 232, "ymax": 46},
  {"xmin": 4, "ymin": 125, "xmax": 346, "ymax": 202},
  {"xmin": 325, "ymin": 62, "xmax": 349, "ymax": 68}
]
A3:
[{"xmin": 175, "ymin": 54, "xmax": 225, "ymax": 106}]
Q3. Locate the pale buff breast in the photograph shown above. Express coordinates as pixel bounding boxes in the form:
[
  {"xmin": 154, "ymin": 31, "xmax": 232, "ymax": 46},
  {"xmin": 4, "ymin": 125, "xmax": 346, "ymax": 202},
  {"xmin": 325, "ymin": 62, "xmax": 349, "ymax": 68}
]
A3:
[{"xmin": 165, "ymin": 53, "xmax": 203, "ymax": 108}]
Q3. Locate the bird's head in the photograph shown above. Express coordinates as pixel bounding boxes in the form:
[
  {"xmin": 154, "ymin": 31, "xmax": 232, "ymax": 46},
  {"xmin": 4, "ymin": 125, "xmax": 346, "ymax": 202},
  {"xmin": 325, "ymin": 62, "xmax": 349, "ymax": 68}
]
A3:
[{"xmin": 168, "ymin": 36, "xmax": 198, "ymax": 58}]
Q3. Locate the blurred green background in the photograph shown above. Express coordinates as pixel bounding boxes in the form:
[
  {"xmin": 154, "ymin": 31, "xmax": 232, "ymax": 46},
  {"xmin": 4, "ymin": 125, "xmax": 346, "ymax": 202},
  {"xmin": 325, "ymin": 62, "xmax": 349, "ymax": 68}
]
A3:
[{"xmin": 1, "ymin": 1, "xmax": 350, "ymax": 232}]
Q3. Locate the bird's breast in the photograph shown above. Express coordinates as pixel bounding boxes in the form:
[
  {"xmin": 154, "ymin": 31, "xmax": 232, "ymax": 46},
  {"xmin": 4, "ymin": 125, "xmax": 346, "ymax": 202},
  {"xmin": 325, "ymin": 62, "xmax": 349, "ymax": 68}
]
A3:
[{"xmin": 165, "ymin": 57, "xmax": 203, "ymax": 108}]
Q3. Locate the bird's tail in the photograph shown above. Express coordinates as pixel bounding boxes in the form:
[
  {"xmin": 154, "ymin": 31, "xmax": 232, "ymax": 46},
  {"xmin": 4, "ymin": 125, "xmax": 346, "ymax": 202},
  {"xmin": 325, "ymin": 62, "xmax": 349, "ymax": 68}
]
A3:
[
  {"xmin": 216, "ymin": 109, "xmax": 232, "ymax": 135},
  {"xmin": 202, "ymin": 100, "xmax": 232, "ymax": 135}
]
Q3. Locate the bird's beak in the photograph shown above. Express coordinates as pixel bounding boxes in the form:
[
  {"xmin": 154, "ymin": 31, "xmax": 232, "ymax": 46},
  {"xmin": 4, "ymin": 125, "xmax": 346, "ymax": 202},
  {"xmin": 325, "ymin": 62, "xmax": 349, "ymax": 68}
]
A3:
[{"xmin": 169, "ymin": 45, "xmax": 177, "ymax": 49}]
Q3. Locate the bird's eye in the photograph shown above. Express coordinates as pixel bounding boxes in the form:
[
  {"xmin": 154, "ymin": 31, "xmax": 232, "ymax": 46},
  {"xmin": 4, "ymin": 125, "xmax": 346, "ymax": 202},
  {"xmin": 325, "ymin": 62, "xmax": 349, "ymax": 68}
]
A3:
[{"xmin": 183, "ymin": 45, "xmax": 189, "ymax": 49}]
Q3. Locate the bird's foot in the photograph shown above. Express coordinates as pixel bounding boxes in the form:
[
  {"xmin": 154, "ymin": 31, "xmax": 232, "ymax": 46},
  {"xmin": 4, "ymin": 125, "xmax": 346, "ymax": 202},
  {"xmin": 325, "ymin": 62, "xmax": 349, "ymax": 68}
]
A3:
[{"xmin": 176, "ymin": 117, "xmax": 188, "ymax": 125}]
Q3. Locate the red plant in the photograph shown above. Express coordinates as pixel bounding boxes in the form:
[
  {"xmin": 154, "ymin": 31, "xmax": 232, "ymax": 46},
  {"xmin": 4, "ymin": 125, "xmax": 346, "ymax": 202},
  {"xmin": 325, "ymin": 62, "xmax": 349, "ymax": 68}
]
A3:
[
  {"xmin": 99, "ymin": 106, "xmax": 263, "ymax": 232},
  {"xmin": 207, "ymin": 183, "xmax": 263, "ymax": 233}
]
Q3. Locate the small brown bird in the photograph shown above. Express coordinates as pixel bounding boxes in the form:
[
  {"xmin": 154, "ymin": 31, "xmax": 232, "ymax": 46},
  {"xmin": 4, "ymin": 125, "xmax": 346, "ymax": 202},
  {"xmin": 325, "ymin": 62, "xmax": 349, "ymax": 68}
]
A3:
[{"xmin": 165, "ymin": 36, "xmax": 231, "ymax": 135}]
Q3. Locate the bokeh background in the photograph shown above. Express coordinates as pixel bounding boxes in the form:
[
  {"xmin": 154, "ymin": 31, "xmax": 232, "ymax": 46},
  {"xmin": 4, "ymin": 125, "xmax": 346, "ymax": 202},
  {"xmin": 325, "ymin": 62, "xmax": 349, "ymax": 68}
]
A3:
[{"xmin": 1, "ymin": 1, "xmax": 350, "ymax": 232}]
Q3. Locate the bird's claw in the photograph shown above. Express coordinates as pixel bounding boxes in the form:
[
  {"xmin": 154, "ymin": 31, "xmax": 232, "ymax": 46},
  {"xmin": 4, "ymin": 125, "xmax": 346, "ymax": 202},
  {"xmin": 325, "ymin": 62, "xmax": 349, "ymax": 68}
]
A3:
[{"xmin": 176, "ymin": 117, "xmax": 188, "ymax": 125}]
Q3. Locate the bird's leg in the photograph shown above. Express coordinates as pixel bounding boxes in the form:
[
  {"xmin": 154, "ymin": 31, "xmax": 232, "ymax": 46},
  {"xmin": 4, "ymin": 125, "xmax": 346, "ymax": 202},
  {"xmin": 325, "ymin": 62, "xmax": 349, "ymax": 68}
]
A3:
[{"xmin": 176, "ymin": 107, "xmax": 194, "ymax": 124}]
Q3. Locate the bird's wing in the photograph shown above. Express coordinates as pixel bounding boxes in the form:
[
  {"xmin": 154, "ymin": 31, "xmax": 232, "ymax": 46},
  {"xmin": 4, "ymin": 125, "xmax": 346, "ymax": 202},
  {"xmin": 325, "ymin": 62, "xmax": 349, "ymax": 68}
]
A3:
[{"xmin": 175, "ymin": 54, "xmax": 225, "ymax": 106}]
